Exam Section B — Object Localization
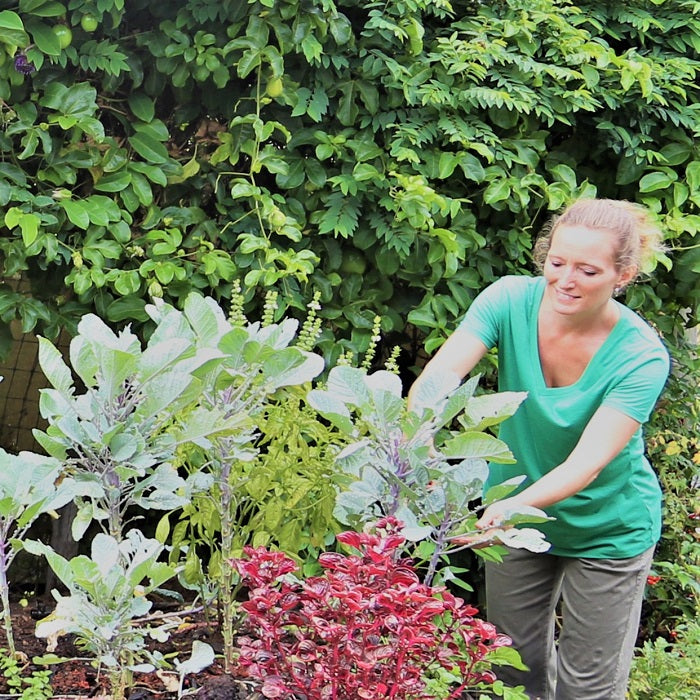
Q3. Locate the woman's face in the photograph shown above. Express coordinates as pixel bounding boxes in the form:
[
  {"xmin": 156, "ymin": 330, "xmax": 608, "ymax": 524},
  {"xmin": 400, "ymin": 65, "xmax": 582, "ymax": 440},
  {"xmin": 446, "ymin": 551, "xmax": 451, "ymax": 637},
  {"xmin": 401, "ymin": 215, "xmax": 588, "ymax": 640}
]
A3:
[{"xmin": 543, "ymin": 224, "xmax": 633, "ymax": 318}]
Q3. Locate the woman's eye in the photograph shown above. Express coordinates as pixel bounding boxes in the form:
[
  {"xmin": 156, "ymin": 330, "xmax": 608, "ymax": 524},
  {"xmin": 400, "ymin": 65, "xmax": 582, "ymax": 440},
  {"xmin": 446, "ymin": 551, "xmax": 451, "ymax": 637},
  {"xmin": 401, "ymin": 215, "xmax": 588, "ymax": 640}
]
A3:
[{"xmin": 582, "ymin": 269, "xmax": 597, "ymax": 276}]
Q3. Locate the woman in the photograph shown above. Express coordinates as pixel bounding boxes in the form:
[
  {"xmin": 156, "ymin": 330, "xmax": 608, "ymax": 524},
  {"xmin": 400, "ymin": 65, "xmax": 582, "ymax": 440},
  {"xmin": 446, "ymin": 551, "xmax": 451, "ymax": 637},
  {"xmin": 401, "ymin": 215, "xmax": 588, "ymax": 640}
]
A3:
[{"xmin": 408, "ymin": 199, "xmax": 670, "ymax": 699}]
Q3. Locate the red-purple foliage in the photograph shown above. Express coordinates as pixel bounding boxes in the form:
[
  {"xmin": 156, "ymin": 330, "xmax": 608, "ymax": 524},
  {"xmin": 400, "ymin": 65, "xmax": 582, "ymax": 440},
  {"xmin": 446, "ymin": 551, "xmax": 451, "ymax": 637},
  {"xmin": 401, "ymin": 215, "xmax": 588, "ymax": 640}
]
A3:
[{"xmin": 230, "ymin": 517, "xmax": 512, "ymax": 699}]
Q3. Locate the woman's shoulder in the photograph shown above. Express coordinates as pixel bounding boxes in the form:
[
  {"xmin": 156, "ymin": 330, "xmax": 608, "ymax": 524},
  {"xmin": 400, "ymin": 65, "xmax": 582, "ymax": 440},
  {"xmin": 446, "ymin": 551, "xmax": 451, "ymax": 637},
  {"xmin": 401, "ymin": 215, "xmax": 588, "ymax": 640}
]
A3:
[{"xmin": 616, "ymin": 305, "xmax": 670, "ymax": 360}]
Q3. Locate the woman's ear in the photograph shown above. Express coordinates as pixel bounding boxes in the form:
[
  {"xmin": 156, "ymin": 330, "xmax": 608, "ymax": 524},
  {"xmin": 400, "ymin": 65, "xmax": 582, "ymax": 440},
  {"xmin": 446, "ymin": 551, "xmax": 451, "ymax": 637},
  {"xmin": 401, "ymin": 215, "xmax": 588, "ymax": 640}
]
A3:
[{"xmin": 617, "ymin": 265, "xmax": 637, "ymax": 291}]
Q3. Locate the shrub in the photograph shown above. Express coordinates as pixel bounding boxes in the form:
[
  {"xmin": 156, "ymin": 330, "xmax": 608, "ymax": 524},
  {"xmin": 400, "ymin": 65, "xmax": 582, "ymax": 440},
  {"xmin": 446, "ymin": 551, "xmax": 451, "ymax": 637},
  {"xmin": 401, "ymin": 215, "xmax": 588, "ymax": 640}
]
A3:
[
  {"xmin": 231, "ymin": 517, "xmax": 526, "ymax": 700},
  {"xmin": 628, "ymin": 618, "xmax": 700, "ymax": 699},
  {"xmin": 641, "ymin": 336, "xmax": 700, "ymax": 639}
]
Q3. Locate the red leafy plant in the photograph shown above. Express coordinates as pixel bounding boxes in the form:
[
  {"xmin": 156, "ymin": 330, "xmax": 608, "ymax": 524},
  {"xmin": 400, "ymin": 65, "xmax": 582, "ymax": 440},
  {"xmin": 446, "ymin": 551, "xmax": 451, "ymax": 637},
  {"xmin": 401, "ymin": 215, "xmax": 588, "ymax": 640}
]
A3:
[{"xmin": 230, "ymin": 517, "xmax": 513, "ymax": 699}]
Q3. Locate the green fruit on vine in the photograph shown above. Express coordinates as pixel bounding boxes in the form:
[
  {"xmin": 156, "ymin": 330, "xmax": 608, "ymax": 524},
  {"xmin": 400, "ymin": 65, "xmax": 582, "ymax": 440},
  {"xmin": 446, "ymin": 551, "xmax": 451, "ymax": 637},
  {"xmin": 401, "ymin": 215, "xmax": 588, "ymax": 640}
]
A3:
[
  {"xmin": 266, "ymin": 77, "xmax": 284, "ymax": 98},
  {"xmin": 80, "ymin": 13, "xmax": 98, "ymax": 32},
  {"xmin": 269, "ymin": 208, "xmax": 286, "ymax": 229},
  {"xmin": 53, "ymin": 25, "xmax": 73, "ymax": 49}
]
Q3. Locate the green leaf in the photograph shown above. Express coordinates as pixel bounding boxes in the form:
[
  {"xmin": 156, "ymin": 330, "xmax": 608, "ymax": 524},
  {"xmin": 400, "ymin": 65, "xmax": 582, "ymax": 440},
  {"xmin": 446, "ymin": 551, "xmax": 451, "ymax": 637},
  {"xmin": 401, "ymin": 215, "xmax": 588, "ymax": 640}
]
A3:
[
  {"xmin": 237, "ymin": 47, "xmax": 261, "ymax": 78},
  {"xmin": 26, "ymin": 19, "xmax": 60, "ymax": 56},
  {"xmin": 128, "ymin": 93, "xmax": 155, "ymax": 122},
  {"xmin": 483, "ymin": 476, "xmax": 527, "ymax": 505},
  {"xmin": 95, "ymin": 171, "xmax": 132, "ymax": 193},
  {"xmin": 0, "ymin": 11, "xmax": 29, "ymax": 47},
  {"xmin": 60, "ymin": 200, "xmax": 90, "ymax": 229},
  {"xmin": 460, "ymin": 391, "xmax": 527, "ymax": 431},
  {"xmin": 0, "ymin": 10, "xmax": 24, "ymax": 30},
  {"xmin": 306, "ymin": 390, "xmax": 355, "ymax": 433},
  {"xmin": 38, "ymin": 336, "xmax": 73, "ymax": 393},
  {"xmin": 41, "ymin": 82, "xmax": 97, "ymax": 116},
  {"xmin": 128, "ymin": 132, "xmax": 170, "ymax": 164},
  {"xmin": 20, "ymin": 1, "xmax": 66, "ymax": 17},
  {"xmin": 442, "ymin": 431, "xmax": 516, "ymax": 463},
  {"xmin": 639, "ymin": 171, "xmax": 676, "ymax": 193},
  {"xmin": 483, "ymin": 178, "xmax": 511, "ymax": 204},
  {"xmin": 105, "ymin": 296, "xmax": 148, "ymax": 323}
]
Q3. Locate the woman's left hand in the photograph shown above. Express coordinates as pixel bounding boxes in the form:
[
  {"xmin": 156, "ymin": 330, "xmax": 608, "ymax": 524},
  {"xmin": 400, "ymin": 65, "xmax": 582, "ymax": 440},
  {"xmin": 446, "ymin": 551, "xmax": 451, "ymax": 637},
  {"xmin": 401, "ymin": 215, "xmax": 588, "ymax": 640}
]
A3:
[
  {"xmin": 475, "ymin": 497, "xmax": 520, "ymax": 530},
  {"xmin": 449, "ymin": 497, "xmax": 519, "ymax": 547}
]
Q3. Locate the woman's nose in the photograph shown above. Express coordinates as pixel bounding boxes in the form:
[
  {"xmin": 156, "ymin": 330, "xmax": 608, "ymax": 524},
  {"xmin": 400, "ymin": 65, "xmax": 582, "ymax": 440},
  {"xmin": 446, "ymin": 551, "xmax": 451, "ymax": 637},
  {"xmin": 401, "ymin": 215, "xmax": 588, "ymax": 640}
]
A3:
[{"xmin": 560, "ymin": 267, "xmax": 576, "ymax": 286}]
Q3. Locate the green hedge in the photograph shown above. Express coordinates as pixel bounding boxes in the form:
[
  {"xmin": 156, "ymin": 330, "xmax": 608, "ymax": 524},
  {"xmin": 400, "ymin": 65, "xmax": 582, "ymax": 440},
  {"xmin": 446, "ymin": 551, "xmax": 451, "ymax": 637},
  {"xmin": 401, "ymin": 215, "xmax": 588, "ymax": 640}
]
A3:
[{"xmin": 0, "ymin": 0, "xmax": 698, "ymax": 365}]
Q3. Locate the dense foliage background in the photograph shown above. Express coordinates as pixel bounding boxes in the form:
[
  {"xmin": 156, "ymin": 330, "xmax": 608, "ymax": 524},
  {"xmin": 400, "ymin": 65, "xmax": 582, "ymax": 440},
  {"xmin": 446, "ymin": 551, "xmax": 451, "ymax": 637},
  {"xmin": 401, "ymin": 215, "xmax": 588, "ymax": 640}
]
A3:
[{"xmin": 0, "ymin": 0, "xmax": 698, "ymax": 367}]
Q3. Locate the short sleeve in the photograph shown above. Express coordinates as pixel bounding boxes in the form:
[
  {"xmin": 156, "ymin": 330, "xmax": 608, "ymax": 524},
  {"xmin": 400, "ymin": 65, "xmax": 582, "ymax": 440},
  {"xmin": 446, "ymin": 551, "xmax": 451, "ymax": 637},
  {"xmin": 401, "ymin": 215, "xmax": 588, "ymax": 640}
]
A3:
[
  {"xmin": 456, "ymin": 277, "xmax": 512, "ymax": 349},
  {"xmin": 602, "ymin": 347, "xmax": 670, "ymax": 423}
]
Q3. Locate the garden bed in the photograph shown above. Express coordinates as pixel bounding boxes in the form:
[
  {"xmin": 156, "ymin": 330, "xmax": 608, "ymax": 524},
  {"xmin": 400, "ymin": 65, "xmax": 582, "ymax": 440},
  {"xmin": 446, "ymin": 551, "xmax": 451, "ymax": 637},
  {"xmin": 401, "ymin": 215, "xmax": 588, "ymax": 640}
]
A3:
[{"xmin": 0, "ymin": 598, "xmax": 255, "ymax": 699}]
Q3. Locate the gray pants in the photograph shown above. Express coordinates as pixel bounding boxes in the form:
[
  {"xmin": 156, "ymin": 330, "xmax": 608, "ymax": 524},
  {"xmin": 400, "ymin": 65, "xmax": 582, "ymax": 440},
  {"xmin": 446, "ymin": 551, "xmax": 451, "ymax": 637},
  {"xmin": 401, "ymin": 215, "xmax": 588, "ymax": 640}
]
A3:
[{"xmin": 484, "ymin": 546, "xmax": 655, "ymax": 700}]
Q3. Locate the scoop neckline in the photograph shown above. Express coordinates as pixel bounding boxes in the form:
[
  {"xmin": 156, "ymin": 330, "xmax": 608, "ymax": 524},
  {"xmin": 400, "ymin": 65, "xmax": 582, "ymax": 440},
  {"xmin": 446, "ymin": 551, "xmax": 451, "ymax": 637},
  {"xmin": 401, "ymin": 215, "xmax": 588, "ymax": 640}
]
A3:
[{"xmin": 530, "ymin": 279, "xmax": 625, "ymax": 391}]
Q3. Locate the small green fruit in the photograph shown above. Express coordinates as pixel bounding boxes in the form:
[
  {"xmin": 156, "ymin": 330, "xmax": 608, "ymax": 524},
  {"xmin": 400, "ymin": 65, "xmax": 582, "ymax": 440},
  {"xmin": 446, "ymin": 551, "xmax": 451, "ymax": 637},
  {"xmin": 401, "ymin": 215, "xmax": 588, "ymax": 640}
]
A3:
[
  {"xmin": 269, "ymin": 208, "xmax": 286, "ymax": 229},
  {"xmin": 53, "ymin": 25, "xmax": 73, "ymax": 49},
  {"xmin": 266, "ymin": 77, "xmax": 284, "ymax": 98},
  {"xmin": 80, "ymin": 13, "xmax": 98, "ymax": 32}
]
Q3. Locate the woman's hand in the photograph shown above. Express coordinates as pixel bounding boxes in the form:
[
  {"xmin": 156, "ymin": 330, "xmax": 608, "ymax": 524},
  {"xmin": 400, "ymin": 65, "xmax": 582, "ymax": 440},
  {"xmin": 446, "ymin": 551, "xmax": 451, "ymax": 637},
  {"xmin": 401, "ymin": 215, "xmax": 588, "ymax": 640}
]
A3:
[
  {"xmin": 475, "ymin": 497, "xmax": 520, "ymax": 530},
  {"xmin": 449, "ymin": 497, "xmax": 520, "ymax": 547}
]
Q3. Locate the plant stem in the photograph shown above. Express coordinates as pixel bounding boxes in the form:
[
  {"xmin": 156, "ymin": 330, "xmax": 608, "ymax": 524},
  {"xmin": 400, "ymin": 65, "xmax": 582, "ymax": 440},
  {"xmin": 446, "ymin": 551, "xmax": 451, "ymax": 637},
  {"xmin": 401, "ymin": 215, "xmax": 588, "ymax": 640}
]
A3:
[
  {"xmin": 425, "ymin": 514, "xmax": 452, "ymax": 587},
  {"xmin": 218, "ymin": 454, "xmax": 236, "ymax": 673},
  {"xmin": 0, "ymin": 537, "xmax": 15, "ymax": 655}
]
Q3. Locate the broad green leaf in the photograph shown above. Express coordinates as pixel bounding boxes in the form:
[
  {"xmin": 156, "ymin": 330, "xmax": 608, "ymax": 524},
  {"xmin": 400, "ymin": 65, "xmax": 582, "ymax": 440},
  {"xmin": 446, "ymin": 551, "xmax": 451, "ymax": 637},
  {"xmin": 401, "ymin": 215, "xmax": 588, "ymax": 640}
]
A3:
[
  {"xmin": 442, "ymin": 431, "xmax": 516, "ymax": 463},
  {"xmin": 91, "ymin": 533, "xmax": 120, "ymax": 577},
  {"xmin": 26, "ymin": 19, "xmax": 60, "ymax": 56},
  {"xmin": 60, "ymin": 199, "xmax": 90, "ymax": 229},
  {"xmin": 19, "ymin": 212, "xmax": 40, "ymax": 246},
  {"xmin": 367, "ymin": 386, "xmax": 404, "ymax": 426},
  {"xmin": 135, "ymin": 369, "xmax": 195, "ymax": 420},
  {"xmin": 460, "ymin": 391, "xmax": 527, "ymax": 431},
  {"xmin": 483, "ymin": 476, "xmax": 527, "ymax": 505},
  {"xmin": 409, "ymin": 369, "xmax": 462, "ymax": 415},
  {"xmin": 0, "ymin": 11, "xmax": 28, "ymax": 47},
  {"xmin": 335, "ymin": 440, "xmax": 372, "ymax": 473},
  {"xmin": 325, "ymin": 365, "xmax": 372, "ymax": 408},
  {"xmin": 365, "ymin": 370, "xmax": 402, "ymax": 397},
  {"xmin": 483, "ymin": 178, "xmax": 511, "ymax": 204},
  {"xmin": 24, "ymin": 539, "xmax": 75, "ymax": 588},
  {"xmin": 95, "ymin": 170, "xmax": 132, "ymax": 193},
  {"xmin": 501, "ymin": 504, "xmax": 554, "ymax": 525},
  {"xmin": 128, "ymin": 132, "xmax": 170, "ymax": 163},
  {"xmin": 128, "ymin": 93, "xmax": 155, "ymax": 122},
  {"xmin": 262, "ymin": 349, "xmax": 324, "ymax": 389},
  {"xmin": 41, "ymin": 82, "xmax": 97, "ymax": 116},
  {"xmin": 307, "ymin": 390, "xmax": 355, "ymax": 434},
  {"xmin": 0, "ymin": 10, "xmax": 23, "ymax": 30},
  {"xmin": 639, "ymin": 170, "xmax": 676, "ymax": 193},
  {"xmin": 20, "ymin": 1, "xmax": 66, "ymax": 17},
  {"xmin": 183, "ymin": 294, "xmax": 230, "ymax": 345},
  {"xmin": 37, "ymin": 336, "xmax": 73, "ymax": 393}
]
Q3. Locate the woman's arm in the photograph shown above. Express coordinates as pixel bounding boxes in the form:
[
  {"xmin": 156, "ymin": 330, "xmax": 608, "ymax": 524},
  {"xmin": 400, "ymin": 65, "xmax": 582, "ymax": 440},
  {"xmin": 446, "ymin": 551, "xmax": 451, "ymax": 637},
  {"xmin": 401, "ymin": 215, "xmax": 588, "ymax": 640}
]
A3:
[
  {"xmin": 474, "ymin": 405, "xmax": 641, "ymax": 529},
  {"xmin": 406, "ymin": 329, "xmax": 489, "ymax": 410}
]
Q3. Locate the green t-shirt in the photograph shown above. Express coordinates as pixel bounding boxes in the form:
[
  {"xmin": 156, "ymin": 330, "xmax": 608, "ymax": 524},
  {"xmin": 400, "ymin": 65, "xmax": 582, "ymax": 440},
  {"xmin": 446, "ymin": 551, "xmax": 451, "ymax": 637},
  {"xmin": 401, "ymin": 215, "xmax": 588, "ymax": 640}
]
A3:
[{"xmin": 457, "ymin": 276, "xmax": 670, "ymax": 558}]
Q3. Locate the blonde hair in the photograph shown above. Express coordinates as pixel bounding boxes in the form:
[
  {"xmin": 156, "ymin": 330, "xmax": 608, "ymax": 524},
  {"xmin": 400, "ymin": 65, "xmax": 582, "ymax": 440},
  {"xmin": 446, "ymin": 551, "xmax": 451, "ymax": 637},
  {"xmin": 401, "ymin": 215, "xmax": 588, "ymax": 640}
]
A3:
[{"xmin": 533, "ymin": 198, "xmax": 667, "ymax": 278}]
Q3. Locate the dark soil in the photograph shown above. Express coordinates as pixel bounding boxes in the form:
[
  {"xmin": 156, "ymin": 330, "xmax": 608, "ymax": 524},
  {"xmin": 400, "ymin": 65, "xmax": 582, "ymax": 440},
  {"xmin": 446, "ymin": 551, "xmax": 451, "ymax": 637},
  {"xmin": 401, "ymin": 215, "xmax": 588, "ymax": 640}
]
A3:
[{"xmin": 0, "ymin": 596, "xmax": 258, "ymax": 699}]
